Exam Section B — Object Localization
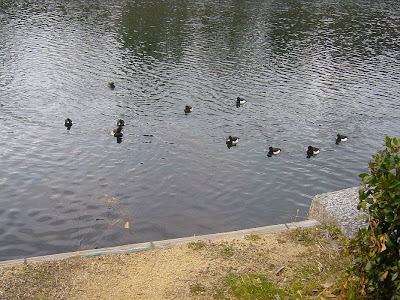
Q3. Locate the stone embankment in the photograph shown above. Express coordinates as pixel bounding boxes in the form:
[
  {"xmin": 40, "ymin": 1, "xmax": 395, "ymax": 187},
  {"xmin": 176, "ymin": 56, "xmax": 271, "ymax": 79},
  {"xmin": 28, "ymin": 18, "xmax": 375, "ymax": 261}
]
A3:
[{"xmin": 309, "ymin": 186, "xmax": 367, "ymax": 238}]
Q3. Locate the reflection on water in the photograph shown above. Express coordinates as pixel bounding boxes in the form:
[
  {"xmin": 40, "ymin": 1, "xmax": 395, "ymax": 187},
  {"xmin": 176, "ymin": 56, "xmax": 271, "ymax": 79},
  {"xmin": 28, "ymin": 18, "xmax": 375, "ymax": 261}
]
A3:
[{"xmin": 0, "ymin": 0, "xmax": 399, "ymax": 261}]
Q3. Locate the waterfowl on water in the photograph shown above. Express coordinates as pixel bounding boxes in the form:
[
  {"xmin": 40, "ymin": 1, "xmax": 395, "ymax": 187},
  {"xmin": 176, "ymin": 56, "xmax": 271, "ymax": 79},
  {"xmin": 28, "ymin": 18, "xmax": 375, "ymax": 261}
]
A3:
[
  {"xmin": 268, "ymin": 147, "xmax": 281, "ymax": 155},
  {"xmin": 112, "ymin": 127, "xmax": 123, "ymax": 138},
  {"xmin": 64, "ymin": 118, "xmax": 73, "ymax": 129},
  {"xmin": 336, "ymin": 134, "xmax": 348, "ymax": 144},
  {"xmin": 116, "ymin": 119, "xmax": 125, "ymax": 127},
  {"xmin": 184, "ymin": 105, "xmax": 193, "ymax": 113},
  {"xmin": 226, "ymin": 136, "xmax": 239, "ymax": 146},
  {"xmin": 307, "ymin": 146, "xmax": 319, "ymax": 157},
  {"xmin": 236, "ymin": 97, "xmax": 246, "ymax": 105},
  {"xmin": 108, "ymin": 82, "xmax": 115, "ymax": 89}
]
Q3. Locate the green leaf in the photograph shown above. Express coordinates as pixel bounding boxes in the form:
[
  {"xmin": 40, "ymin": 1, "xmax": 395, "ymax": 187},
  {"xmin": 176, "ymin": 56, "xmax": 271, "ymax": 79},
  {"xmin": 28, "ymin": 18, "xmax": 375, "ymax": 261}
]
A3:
[
  {"xmin": 387, "ymin": 236, "xmax": 394, "ymax": 248},
  {"xmin": 358, "ymin": 202, "xmax": 367, "ymax": 211},
  {"xmin": 366, "ymin": 197, "xmax": 374, "ymax": 204},
  {"xmin": 389, "ymin": 181, "xmax": 400, "ymax": 189},
  {"xmin": 384, "ymin": 207, "xmax": 393, "ymax": 214},
  {"xmin": 363, "ymin": 175, "xmax": 373, "ymax": 184},
  {"xmin": 366, "ymin": 261, "xmax": 374, "ymax": 272},
  {"xmin": 393, "ymin": 137, "xmax": 399, "ymax": 146},
  {"xmin": 374, "ymin": 191, "xmax": 384, "ymax": 200},
  {"xmin": 386, "ymin": 136, "xmax": 392, "ymax": 148},
  {"xmin": 392, "ymin": 272, "xmax": 398, "ymax": 281}
]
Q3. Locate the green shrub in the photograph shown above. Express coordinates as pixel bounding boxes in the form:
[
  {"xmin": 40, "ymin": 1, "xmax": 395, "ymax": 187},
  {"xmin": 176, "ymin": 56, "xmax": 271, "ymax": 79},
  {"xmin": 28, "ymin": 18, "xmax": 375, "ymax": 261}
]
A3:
[{"xmin": 347, "ymin": 136, "xmax": 400, "ymax": 298}]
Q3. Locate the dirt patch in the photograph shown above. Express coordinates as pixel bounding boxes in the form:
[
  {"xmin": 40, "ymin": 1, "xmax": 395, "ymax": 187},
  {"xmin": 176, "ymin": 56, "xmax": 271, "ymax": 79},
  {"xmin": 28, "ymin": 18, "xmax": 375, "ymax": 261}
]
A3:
[{"xmin": 0, "ymin": 228, "xmax": 349, "ymax": 299}]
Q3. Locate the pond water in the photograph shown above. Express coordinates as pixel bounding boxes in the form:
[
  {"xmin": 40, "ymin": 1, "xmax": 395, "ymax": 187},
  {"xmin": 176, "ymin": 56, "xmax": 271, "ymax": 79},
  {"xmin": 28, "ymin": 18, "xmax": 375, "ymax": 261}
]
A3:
[{"xmin": 0, "ymin": 0, "xmax": 399, "ymax": 261}]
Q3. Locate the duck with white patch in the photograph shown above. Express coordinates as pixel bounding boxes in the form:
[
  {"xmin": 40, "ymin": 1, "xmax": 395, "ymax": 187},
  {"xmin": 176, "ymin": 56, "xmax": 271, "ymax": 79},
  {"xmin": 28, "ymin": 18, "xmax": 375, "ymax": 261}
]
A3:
[
  {"xmin": 307, "ymin": 146, "xmax": 319, "ymax": 157},
  {"xmin": 336, "ymin": 134, "xmax": 348, "ymax": 144},
  {"xmin": 268, "ymin": 147, "xmax": 281, "ymax": 156},
  {"xmin": 184, "ymin": 105, "xmax": 193, "ymax": 113},
  {"xmin": 226, "ymin": 136, "xmax": 239, "ymax": 146},
  {"xmin": 112, "ymin": 127, "xmax": 123, "ymax": 138},
  {"xmin": 64, "ymin": 118, "xmax": 73, "ymax": 130},
  {"xmin": 236, "ymin": 97, "xmax": 246, "ymax": 107}
]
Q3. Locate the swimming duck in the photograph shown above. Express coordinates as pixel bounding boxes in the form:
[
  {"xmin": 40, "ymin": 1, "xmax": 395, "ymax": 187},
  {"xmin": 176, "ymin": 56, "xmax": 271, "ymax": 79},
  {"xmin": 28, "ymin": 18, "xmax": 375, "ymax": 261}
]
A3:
[
  {"xmin": 336, "ymin": 134, "xmax": 348, "ymax": 144},
  {"xmin": 226, "ymin": 136, "xmax": 239, "ymax": 146},
  {"xmin": 236, "ymin": 97, "xmax": 246, "ymax": 104},
  {"xmin": 307, "ymin": 146, "xmax": 319, "ymax": 157},
  {"xmin": 117, "ymin": 119, "xmax": 125, "ymax": 127},
  {"xmin": 108, "ymin": 82, "xmax": 115, "ymax": 89},
  {"xmin": 184, "ymin": 105, "xmax": 193, "ymax": 113},
  {"xmin": 268, "ymin": 147, "xmax": 281, "ymax": 156},
  {"xmin": 64, "ymin": 118, "xmax": 73, "ymax": 129},
  {"xmin": 236, "ymin": 97, "xmax": 246, "ymax": 106},
  {"xmin": 112, "ymin": 127, "xmax": 123, "ymax": 138}
]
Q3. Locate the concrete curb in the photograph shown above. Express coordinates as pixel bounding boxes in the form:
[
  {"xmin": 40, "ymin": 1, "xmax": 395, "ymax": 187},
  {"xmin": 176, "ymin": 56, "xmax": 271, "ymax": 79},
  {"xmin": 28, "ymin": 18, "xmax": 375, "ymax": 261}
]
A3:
[{"xmin": 0, "ymin": 219, "xmax": 320, "ymax": 267}]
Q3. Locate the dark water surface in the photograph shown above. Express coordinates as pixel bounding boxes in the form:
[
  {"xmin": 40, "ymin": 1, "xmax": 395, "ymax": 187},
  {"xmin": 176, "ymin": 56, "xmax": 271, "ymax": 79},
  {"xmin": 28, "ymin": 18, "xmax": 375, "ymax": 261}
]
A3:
[{"xmin": 0, "ymin": 0, "xmax": 399, "ymax": 260}]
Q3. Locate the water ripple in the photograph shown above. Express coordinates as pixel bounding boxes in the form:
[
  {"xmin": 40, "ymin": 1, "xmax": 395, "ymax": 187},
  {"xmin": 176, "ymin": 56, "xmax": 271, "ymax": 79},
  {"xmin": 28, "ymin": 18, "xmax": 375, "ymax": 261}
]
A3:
[{"xmin": 1, "ymin": 0, "xmax": 399, "ymax": 260}]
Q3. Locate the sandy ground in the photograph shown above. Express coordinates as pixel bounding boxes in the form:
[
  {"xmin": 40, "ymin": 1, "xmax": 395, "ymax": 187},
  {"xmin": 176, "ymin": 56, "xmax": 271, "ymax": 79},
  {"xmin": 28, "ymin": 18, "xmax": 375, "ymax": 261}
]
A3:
[
  {"xmin": 0, "ymin": 228, "xmax": 346, "ymax": 299},
  {"xmin": 70, "ymin": 233, "xmax": 306, "ymax": 299}
]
